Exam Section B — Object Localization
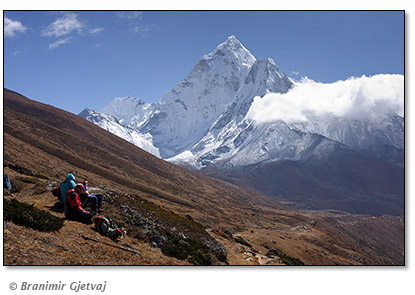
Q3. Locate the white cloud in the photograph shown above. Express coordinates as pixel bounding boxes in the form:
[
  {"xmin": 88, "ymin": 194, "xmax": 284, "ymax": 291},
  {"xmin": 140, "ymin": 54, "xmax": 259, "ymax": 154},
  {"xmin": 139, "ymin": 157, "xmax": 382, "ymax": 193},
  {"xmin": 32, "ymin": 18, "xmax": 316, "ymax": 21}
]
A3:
[
  {"xmin": 115, "ymin": 11, "xmax": 150, "ymax": 36},
  {"xmin": 246, "ymin": 74, "xmax": 404, "ymax": 124},
  {"xmin": 42, "ymin": 13, "xmax": 83, "ymax": 38},
  {"xmin": 4, "ymin": 16, "xmax": 27, "ymax": 38},
  {"xmin": 90, "ymin": 27, "xmax": 104, "ymax": 35},
  {"xmin": 131, "ymin": 25, "xmax": 150, "ymax": 36},
  {"xmin": 42, "ymin": 13, "xmax": 101, "ymax": 49},
  {"xmin": 49, "ymin": 37, "xmax": 72, "ymax": 49}
]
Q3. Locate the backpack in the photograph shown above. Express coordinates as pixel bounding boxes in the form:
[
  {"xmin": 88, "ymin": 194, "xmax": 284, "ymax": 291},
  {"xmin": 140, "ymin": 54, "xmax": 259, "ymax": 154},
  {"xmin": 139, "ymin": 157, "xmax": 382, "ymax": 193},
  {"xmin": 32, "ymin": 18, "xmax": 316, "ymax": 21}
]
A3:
[
  {"xmin": 93, "ymin": 216, "xmax": 126, "ymax": 241},
  {"xmin": 52, "ymin": 186, "xmax": 61, "ymax": 199},
  {"xmin": 52, "ymin": 179, "xmax": 71, "ymax": 202}
]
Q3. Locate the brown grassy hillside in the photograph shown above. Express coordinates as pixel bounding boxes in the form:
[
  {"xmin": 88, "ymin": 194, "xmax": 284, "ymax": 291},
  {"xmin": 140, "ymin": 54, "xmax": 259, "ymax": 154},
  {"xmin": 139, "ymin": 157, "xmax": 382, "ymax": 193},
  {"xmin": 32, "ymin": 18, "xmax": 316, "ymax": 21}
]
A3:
[{"xmin": 3, "ymin": 89, "xmax": 404, "ymax": 265}]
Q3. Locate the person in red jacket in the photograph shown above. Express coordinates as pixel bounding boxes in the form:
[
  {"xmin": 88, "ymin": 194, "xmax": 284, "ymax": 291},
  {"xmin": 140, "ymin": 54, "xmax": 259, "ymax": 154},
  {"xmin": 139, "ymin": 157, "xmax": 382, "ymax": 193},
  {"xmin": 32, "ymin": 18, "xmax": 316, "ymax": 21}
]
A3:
[
  {"xmin": 74, "ymin": 183, "xmax": 103, "ymax": 215},
  {"xmin": 64, "ymin": 189, "xmax": 93, "ymax": 224}
]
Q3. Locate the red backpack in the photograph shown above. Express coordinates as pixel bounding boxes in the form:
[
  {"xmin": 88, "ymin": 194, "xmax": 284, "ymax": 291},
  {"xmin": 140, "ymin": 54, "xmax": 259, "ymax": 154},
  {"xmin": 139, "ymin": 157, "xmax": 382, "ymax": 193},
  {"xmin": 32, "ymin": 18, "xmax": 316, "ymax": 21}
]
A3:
[
  {"xmin": 52, "ymin": 187, "xmax": 61, "ymax": 199},
  {"xmin": 52, "ymin": 179, "xmax": 72, "ymax": 202}
]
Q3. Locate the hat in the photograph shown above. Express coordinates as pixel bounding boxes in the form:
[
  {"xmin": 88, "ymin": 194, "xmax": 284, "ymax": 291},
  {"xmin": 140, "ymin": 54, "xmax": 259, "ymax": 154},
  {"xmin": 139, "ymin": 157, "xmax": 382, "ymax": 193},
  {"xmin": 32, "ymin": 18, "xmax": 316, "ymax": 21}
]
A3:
[{"xmin": 75, "ymin": 183, "xmax": 85, "ymax": 192}]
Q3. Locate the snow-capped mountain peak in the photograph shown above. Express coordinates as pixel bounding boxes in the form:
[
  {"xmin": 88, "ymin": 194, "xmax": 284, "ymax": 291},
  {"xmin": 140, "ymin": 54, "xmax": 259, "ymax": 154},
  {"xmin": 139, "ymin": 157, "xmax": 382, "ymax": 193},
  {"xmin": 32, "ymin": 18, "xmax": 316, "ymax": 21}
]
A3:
[
  {"xmin": 140, "ymin": 36, "xmax": 261, "ymax": 158},
  {"xmin": 83, "ymin": 36, "xmax": 296, "ymax": 160},
  {"xmin": 202, "ymin": 35, "xmax": 256, "ymax": 68}
]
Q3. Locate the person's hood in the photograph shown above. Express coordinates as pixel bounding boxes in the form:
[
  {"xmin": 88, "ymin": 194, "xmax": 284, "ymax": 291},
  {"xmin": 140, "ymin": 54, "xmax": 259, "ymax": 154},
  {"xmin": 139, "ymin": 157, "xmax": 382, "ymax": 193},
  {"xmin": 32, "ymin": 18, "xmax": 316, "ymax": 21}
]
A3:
[{"xmin": 65, "ymin": 173, "xmax": 75, "ymax": 181}]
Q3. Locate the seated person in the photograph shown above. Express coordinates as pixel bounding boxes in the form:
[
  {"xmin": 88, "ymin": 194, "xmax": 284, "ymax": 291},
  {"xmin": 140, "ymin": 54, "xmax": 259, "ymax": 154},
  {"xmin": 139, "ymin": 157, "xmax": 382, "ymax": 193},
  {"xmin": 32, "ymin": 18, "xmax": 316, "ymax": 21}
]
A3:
[
  {"xmin": 64, "ymin": 189, "xmax": 93, "ymax": 224},
  {"xmin": 59, "ymin": 173, "xmax": 76, "ymax": 203},
  {"xmin": 75, "ymin": 183, "xmax": 103, "ymax": 215}
]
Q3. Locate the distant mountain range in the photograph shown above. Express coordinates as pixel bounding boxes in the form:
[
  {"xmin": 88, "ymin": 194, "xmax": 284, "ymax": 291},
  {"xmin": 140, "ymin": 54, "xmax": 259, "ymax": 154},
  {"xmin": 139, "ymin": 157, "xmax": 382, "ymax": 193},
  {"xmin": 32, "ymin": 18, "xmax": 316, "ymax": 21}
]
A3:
[{"xmin": 80, "ymin": 35, "xmax": 404, "ymax": 216}]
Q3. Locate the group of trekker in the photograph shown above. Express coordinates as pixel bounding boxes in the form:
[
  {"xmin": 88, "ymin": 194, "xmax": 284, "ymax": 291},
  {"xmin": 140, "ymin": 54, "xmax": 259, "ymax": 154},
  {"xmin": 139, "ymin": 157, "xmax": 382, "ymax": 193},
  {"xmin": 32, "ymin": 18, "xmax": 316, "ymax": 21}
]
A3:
[
  {"xmin": 58, "ymin": 173, "xmax": 102, "ymax": 223},
  {"xmin": 54, "ymin": 173, "xmax": 125, "ymax": 241}
]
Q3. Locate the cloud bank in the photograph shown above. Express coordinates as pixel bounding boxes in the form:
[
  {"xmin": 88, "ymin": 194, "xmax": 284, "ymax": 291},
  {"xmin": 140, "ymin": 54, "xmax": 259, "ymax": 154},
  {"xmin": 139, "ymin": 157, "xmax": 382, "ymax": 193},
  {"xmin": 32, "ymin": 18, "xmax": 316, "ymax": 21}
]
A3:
[
  {"xmin": 246, "ymin": 74, "xmax": 404, "ymax": 124},
  {"xmin": 4, "ymin": 17, "xmax": 27, "ymax": 38}
]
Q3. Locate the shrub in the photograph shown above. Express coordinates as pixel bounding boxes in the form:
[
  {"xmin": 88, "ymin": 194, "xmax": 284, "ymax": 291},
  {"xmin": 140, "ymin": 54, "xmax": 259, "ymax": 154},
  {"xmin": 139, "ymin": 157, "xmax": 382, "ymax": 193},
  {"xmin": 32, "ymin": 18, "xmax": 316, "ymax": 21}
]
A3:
[
  {"xmin": 10, "ymin": 179, "xmax": 24, "ymax": 194},
  {"xmin": 278, "ymin": 252, "xmax": 304, "ymax": 266},
  {"xmin": 234, "ymin": 236, "xmax": 252, "ymax": 248},
  {"xmin": 4, "ymin": 199, "xmax": 64, "ymax": 232},
  {"xmin": 34, "ymin": 174, "xmax": 49, "ymax": 180},
  {"xmin": 161, "ymin": 232, "xmax": 213, "ymax": 265},
  {"xmin": 17, "ymin": 177, "xmax": 39, "ymax": 184},
  {"xmin": 5, "ymin": 164, "xmax": 34, "ymax": 176},
  {"xmin": 268, "ymin": 248, "xmax": 305, "ymax": 266}
]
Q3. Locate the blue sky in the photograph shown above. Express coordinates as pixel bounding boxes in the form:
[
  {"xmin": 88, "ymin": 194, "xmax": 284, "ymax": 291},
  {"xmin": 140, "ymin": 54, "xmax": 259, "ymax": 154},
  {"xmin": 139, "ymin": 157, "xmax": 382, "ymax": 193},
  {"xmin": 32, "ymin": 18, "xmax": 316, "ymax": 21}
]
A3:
[{"xmin": 4, "ymin": 11, "xmax": 404, "ymax": 114}]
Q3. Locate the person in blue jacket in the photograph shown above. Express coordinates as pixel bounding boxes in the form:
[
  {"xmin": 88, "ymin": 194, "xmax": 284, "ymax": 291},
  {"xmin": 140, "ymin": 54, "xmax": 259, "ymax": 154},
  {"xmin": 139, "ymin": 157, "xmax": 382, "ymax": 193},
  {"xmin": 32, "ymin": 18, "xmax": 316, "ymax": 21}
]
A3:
[{"xmin": 59, "ymin": 173, "xmax": 76, "ymax": 203}]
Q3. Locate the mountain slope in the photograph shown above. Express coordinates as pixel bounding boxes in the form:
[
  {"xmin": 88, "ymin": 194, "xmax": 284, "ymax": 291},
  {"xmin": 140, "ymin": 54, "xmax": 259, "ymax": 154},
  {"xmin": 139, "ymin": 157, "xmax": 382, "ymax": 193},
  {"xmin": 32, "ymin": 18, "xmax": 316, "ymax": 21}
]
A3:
[
  {"xmin": 4, "ymin": 89, "xmax": 404, "ymax": 265},
  {"xmin": 79, "ymin": 108, "xmax": 160, "ymax": 157},
  {"xmin": 199, "ymin": 119, "xmax": 404, "ymax": 216},
  {"xmin": 211, "ymin": 151, "xmax": 404, "ymax": 216},
  {"xmin": 4, "ymin": 89, "xmax": 282, "ymax": 221},
  {"xmin": 290, "ymin": 114, "xmax": 404, "ymax": 164},
  {"xmin": 3, "ymin": 88, "xmax": 273, "ymax": 265}
]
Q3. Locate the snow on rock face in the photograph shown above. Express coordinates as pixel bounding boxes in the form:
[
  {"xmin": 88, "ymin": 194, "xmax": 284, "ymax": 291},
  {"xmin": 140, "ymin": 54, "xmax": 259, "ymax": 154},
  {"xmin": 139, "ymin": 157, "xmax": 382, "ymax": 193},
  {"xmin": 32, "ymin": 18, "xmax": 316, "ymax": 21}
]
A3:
[
  {"xmin": 215, "ymin": 57, "xmax": 293, "ymax": 127},
  {"xmin": 100, "ymin": 96, "xmax": 154, "ymax": 129},
  {"xmin": 140, "ymin": 35, "xmax": 257, "ymax": 158},
  {"xmin": 290, "ymin": 114, "xmax": 404, "ymax": 150},
  {"xmin": 288, "ymin": 113, "xmax": 404, "ymax": 162},
  {"xmin": 79, "ymin": 108, "xmax": 160, "ymax": 157},
  {"xmin": 81, "ymin": 35, "xmax": 404, "ymax": 171},
  {"xmin": 176, "ymin": 57, "xmax": 294, "ymax": 169},
  {"xmin": 170, "ymin": 119, "xmax": 341, "ymax": 171}
]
